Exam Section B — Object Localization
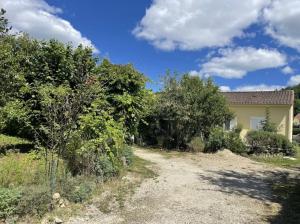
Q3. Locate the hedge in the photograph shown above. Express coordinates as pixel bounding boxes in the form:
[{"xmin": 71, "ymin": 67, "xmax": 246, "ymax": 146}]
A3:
[{"xmin": 246, "ymin": 131, "xmax": 295, "ymax": 156}]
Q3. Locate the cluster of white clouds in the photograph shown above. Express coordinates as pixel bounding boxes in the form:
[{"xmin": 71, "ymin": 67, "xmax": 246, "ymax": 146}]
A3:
[
  {"xmin": 220, "ymin": 75, "xmax": 300, "ymax": 92},
  {"xmin": 133, "ymin": 0, "xmax": 269, "ymax": 51},
  {"xmin": 134, "ymin": 0, "xmax": 300, "ymax": 52},
  {"xmin": 199, "ymin": 47, "xmax": 287, "ymax": 79},
  {"xmin": 220, "ymin": 84, "xmax": 285, "ymax": 92},
  {"xmin": 264, "ymin": 0, "xmax": 300, "ymax": 52},
  {"xmin": 134, "ymin": 0, "xmax": 300, "ymax": 86},
  {"xmin": 0, "ymin": 0, "xmax": 98, "ymax": 53}
]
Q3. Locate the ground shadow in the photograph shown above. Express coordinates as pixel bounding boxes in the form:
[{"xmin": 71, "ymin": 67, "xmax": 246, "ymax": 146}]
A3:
[{"xmin": 197, "ymin": 169, "xmax": 300, "ymax": 223}]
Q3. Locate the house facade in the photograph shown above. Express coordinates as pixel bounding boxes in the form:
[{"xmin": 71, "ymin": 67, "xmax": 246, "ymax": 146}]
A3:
[{"xmin": 223, "ymin": 91, "xmax": 294, "ymax": 141}]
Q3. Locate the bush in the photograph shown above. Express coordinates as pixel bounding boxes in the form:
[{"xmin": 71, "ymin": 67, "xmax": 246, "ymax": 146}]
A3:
[
  {"xmin": 16, "ymin": 185, "xmax": 52, "ymax": 217},
  {"xmin": 68, "ymin": 183, "xmax": 93, "ymax": 203},
  {"xmin": 0, "ymin": 187, "xmax": 21, "ymax": 219},
  {"xmin": 246, "ymin": 131, "xmax": 295, "ymax": 156},
  {"xmin": 187, "ymin": 136, "xmax": 205, "ymax": 152},
  {"xmin": 0, "ymin": 100, "xmax": 33, "ymax": 139},
  {"xmin": 95, "ymin": 155, "xmax": 119, "ymax": 180},
  {"xmin": 205, "ymin": 128, "xmax": 226, "ymax": 152},
  {"xmin": 205, "ymin": 127, "xmax": 246, "ymax": 154},
  {"xmin": 293, "ymin": 127, "xmax": 300, "ymax": 135},
  {"xmin": 121, "ymin": 145, "xmax": 134, "ymax": 165},
  {"xmin": 225, "ymin": 132, "xmax": 246, "ymax": 154},
  {"xmin": 60, "ymin": 176, "xmax": 94, "ymax": 203}
]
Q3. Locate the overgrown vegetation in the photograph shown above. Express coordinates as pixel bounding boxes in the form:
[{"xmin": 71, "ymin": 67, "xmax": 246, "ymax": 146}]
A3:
[
  {"xmin": 139, "ymin": 73, "xmax": 232, "ymax": 150},
  {"xmin": 205, "ymin": 127, "xmax": 246, "ymax": 154},
  {"xmin": 246, "ymin": 131, "xmax": 295, "ymax": 156},
  {"xmin": 1, "ymin": 7, "xmax": 299, "ymax": 223},
  {"xmin": 0, "ymin": 9, "xmax": 152, "ymax": 222}
]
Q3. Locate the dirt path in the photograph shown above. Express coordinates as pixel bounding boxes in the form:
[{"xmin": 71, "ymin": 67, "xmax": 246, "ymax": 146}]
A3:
[{"xmin": 68, "ymin": 149, "xmax": 291, "ymax": 224}]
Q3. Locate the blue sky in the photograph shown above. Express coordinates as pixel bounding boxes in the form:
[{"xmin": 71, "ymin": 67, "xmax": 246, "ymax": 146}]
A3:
[{"xmin": 2, "ymin": 0, "xmax": 300, "ymax": 92}]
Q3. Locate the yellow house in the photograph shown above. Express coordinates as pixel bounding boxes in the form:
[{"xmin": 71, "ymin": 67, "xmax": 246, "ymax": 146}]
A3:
[{"xmin": 223, "ymin": 90, "xmax": 294, "ymax": 141}]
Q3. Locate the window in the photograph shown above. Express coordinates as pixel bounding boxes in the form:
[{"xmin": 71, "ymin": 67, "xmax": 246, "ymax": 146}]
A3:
[
  {"xmin": 250, "ymin": 117, "xmax": 265, "ymax": 130},
  {"xmin": 224, "ymin": 117, "xmax": 237, "ymax": 131}
]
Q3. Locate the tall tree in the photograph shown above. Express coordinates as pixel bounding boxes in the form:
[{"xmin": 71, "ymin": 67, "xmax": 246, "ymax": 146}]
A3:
[
  {"xmin": 140, "ymin": 73, "xmax": 232, "ymax": 149},
  {"xmin": 98, "ymin": 59, "xmax": 153, "ymax": 138}
]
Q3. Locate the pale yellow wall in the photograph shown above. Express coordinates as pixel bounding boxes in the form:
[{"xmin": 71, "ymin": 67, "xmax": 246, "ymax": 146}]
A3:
[{"xmin": 229, "ymin": 104, "xmax": 293, "ymax": 141}]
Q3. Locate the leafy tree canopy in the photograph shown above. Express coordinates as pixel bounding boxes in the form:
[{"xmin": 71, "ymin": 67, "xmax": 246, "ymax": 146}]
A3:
[
  {"xmin": 139, "ymin": 73, "xmax": 232, "ymax": 149},
  {"xmin": 98, "ymin": 59, "xmax": 154, "ymax": 137},
  {"xmin": 0, "ymin": 9, "xmax": 10, "ymax": 36}
]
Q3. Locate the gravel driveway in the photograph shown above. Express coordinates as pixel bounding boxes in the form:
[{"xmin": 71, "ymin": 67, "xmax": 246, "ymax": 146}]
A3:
[{"xmin": 68, "ymin": 148, "xmax": 288, "ymax": 224}]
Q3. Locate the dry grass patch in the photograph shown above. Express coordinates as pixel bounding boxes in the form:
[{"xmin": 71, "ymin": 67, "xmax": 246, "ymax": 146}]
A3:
[
  {"xmin": 93, "ymin": 155, "xmax": 157, "ymax": 213},
  {"xmin": 42, "ymin": 155, "xmax": 157, "ymax": 223}
]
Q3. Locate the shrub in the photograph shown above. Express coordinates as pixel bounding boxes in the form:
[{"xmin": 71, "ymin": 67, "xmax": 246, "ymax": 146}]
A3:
[
  {"xmin": 16, "ymin": 185, "xmax": 52, "ymax": 217},
  {"xmin": 246, "ymin": 131, "xmax": 295, "ymax": 156},
  {"xmin": 121, "ymin": 145, "xmax": 134, "ymax": 165},
  {"xmin": 60, "ymin": 176, "xmax": 94, "ymax": 203},
  {"xmin": 205, "ymin": 128, "xmax": 226, "ymax": 152},
  {"xmin": 187, "ymin": 136, "xmax": 205, "ymax": 152},
  {"xmin": 205, "ymin": 127, "xmax": 246, "ymax": 154},
  {"xmin": 0, "ymin": 100, "xmax": 33, "ymax": 139},
  {"xmin": 225, "ymin": 132, "xmax": 246, "ymax": 154},
  {"xmin": 68, "ymin": 183, "xmax": 93, "ymax": 203},
  {"xmin": 95, "ymin": 155, "xmax": 119, "ymax": 180},
  {"xmin": 293, "ymin": 127, "xmax": 300, "ymax": 135},
  {"xmin": 0, "ymin": 187, "xmax": 21, "ymax": 219}
]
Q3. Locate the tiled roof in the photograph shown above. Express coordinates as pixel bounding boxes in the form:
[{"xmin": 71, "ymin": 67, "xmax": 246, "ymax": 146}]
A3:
[{"xmin": 222, "ymin": 90, "xmax": 294, "ymax": 105}]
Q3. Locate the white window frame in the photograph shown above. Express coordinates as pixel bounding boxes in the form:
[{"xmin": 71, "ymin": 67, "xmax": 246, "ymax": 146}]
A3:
[{"xmin": 250, "ymin": 117, "xmax": 265, "ymax": 130}]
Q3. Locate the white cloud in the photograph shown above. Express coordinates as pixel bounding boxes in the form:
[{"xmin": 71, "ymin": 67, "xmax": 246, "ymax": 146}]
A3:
[
  {"xmin": 133, "ymin": 0, "xmax": 269, "ymax": 51},
  {"xmin": 219, "ymin": 86, "xmax": 231, "ymax": 92},
  {"xmin": 287, "ymin": 75, "xmax": 300, "ymax": 86},
  {"xmin": 281, "ymin": 66, "xmax": 294, "ymax": 75},
  {"xmin": 189, "ymin": 70, "xmax": 200, "ymax": 76},
  {"xmin": 223, "ymin": 74, "xmax": 300, "ymax": 92},
  {"xmin": 199, "ymin": 47, "xmax": 286, "ymax": 79},
  {"xmin": 264, "ymin": 0, "xmax": 300, "ymax": 51},
  {"xmin": 234, "ymin": 84, "xmax": 285, "ymax": 91},
  {"xmin": 0, "ymin": 0, "xmax": 98, "ymax": 53}
]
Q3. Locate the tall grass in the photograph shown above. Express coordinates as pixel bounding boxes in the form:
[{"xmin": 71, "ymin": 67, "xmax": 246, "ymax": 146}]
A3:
[
  {"xmin": 0, "ymin": 152, "xmax": 66, "ymax": 188},
  {"xmin": 0, "ymin": 134, "xmax": 31, "ymax": 146}
]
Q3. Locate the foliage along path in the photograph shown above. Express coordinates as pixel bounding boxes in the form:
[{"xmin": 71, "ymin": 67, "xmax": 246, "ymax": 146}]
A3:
[{"xmin": 67, "ymin": 148, "xmax": 295, "ymax": 224}]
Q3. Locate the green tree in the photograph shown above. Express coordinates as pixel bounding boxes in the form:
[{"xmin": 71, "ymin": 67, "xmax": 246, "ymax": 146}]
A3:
[
  {"xmin": 140, "ymin": 73, "xmax": 232, "ymax": 149},
  {"xmin": 98, "ymin": 59, "xmax": 153, "ymax": 138},
  {"xmin": 286, "ymin": 85, "xmax": 300, "ymax": 115},
  {"xmin": 260, "ymin": 108, "xmax": 277, "ymax": 132},
  {"xmin": 0, "ymin": 9, "xmax": 10, "ymax": 36},
  {"xmin": 36, "ymin": 84, "xmax": 84, "ymax": 192},
  {"xmin": 0, "ymin": 34, "xmax": 99, "ymax": 138}
]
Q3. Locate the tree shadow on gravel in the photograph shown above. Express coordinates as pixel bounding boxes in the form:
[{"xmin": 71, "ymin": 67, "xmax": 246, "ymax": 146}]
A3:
[{"xmin": 197, "ymin": 170, "xmax": 300, "ymax": 224}]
